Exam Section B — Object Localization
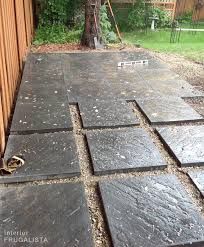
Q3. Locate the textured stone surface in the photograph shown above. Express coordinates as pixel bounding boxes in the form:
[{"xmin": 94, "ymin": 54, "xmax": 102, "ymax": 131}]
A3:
[
  {"xmin": 138, "ymin": 68, "xmax": 180, "ymax": 81},
  {"xmin": 99, "ymin": 175, "xmax": 204, "ymax": 247},
  {"xmin": 86, "ymin": 129, "xmax": 166, "ymax": 175},
  {"xmin": 24, "ymin": 53, "xmax": 63, "ymax": 76},
  {"xmin": 63, "ymin": 51, "xmax": 167, "ymax": 103},
  {"xmin": 147, "ymin": 79, "xmax": 204, "ymax": 97},
  {"xmin": 156, "ymin": 126, "xmax": 204, "ymax": 167},
  {"xmin": 188, "ymin": 171, "xmax": 204, "ymax": 197},
  {"xmin": 1, "ymin": 132, "xmax": 80, "ymax": 183},
  {"xmin": 78, "ymin": 100, "xmax": 139, "ymax": 129},
  {"xmin": 18, "ymin": 83, "xmax": 67, "ymax": 104},
  {"xmin": 171, "ymin": 242, "xmax": 204, "ymax": 247},
  {"xmin": 62, "ymin": 52, "xmax": 165, "ymax": 84},
  {"xmin": 0, "ymin": 183, "xmax": 93, "ymax": 247},
  {"xmin": 136, "ymin": 97, "xmax": 203, "ymax": 124},
  {"xmin": 67, "ymin": 81, "xmax": 152, "ymax": 104},
  {"xmin": 11, "ymin": 102, "xmax": 73, "ymax": 133},
  {"xmin": 62, "ymin": 53, "xmax": 142, "ymax": 86},
  {"xmin": 21, "ymin": 72, "xmax": 65, "ymax": 89}
]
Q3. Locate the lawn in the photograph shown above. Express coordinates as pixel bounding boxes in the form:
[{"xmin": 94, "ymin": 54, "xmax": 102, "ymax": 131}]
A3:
[{"xmin": 123, "ymin": 29, "xmax": 204, "ymax": 63}]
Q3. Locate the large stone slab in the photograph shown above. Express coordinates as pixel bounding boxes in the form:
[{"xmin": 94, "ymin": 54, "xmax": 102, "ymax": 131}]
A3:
[
  {"xmin": 185, "ymin": 98, "xmax": 204, "ymax": 118},
  {"xmin": 99, "ymin": 175, "xmax": 204, "ymax": 247},
  {"xmin": 1, "ymin": 132, "xmax": 80, "ymax": 183},
  {"xmin": 156, "ymin": 126, "xmax": 204, "ymax": 167},
  {"xmin": 0, "ymin": 183, "xmax": 93, "ymax": 247},
  {"xmin": 136, "ymin": 97, "xmax": 203, "ymax": 124},
  {"xmin": 24, "ymin": 53, "xmax": 63, "ymax": 76},
  {"xmin": 138, "ymin": 68, "xmax": 180, "ymax": 81},
  {"xmin": 78, "ymin": 100, "xmax": 139, "ymax": 129},
  {"xmin": 147, "ymin": 79, "xmax": 204, "ymax": 97},
  {"xmin": 86, "ymin": 129, "xmax": 166, "ymax": 175},
  {"xmin": 188, "ymin": 171, "xmax": 204, "ymax": 197},
  {"xmin": 65, "ymin": 69, "xmax": 142, "ymax": 87},
  {"xmin": 21, "ymin": 72, "xmax": 65, "ymax": 88},
  {"xmin": 67, "ymin": 81, "xmax": 153, "ymax": 104},
  {"xmin": 18, "ymin": 83, "xmax": 68, "ymax": 104},
  {"xmin": 10, "ymin": 102, "xmax": 73, "ymax": 133},
  {"xmin": 63, "ymin": 51, "xmax": 165, "ymax": 87}
]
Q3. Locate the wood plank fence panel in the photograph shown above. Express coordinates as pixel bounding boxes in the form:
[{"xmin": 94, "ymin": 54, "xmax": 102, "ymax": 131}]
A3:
[
  {"xmin": 0, "ymin": 0, "xmax": 33, "ymax": 154},
  {"xmin": 0, "ymin": 12, "xmax": 11, "ymax": 128},
  {"xmin": 176, "ymin": 0, "xmax": 204, "ymax": 20},
  {"xmin": 15, "ymin": 0, "xmax": 27, "ymax": 68}
]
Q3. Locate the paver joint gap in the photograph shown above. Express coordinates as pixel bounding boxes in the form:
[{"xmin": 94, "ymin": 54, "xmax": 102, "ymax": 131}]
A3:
[
  {"xmin": 69, "ymin": 104, "xmax": 112, "ymax": 247},
  {"xmin": 129, "ymin": 101, "xmax": 204, "ymax": 214}
]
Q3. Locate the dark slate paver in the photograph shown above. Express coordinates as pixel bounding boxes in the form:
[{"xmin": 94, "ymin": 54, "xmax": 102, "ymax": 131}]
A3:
[
  {"xmin": 0, "ymin": 183, "xmax": 93, "ymax": 247},
  {"xmin": 78, "ymin": 100, "xmax": 139, "ymax": 129},
  {"xmin": 1, "ymin": 132, "xmax": 80, "ymax": 183},
  {"xmin": 136, "ymin": 97, "xmax": 203, "ymax": 124},
  {"xmin": 99, "ymin": 175, "xmax": 204, "ymax": 247},
  {"xmin": 188, "ymin": 171, "xmax": 204, "ymax": 197},
  {"xmin": 24, "ymin": 53, "xmax": 63, "ymax": 76},
  {"xmin": 156, "ymin": 126, "xmax": 204, "ymax": 167},
  {"xmin": 18, "ymin": 83, "xmax": 68, "ymax": 104},
  {"xmin": 67, "ymin": 81, "xmax": 153, "ymax": 104},
  {"xmin": 21, "ymin": 73, "xmax": 65, "ymax": 89},
  {"xmin": 10, "ymin": 102, "xmax": 73, "ymax": 133},
  {"xmin": 147, "ymin": 79, "xmax": 204, "ymax": 98},
  {"xmin": 86, "ymin": 129, "xmax": 166, "ymax": 175},
  {"xmin": 138, "ymin": 68, "xmax": 180, "ymax": 81}
]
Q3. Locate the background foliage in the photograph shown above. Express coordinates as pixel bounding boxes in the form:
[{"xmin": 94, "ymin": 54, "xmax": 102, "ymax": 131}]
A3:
[
  {"xmin": 34, "ymin": 0, "xmax": 172, "ymax": 45},
  {"xmin": 100, "ymin": 5, "xmax": 117, "ymax": 43},
  {"xmin": 37, "ymin": 0, "xmax": 84, "ymax": 26},
  {"xmin": 113, "ymin": 0, "xmax": 171, "ymax": 31}
]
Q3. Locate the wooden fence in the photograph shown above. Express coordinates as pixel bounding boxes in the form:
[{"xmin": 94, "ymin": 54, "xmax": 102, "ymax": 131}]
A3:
[
  {"xmin": 0, "ymin": 0, "xmax": 34, "ymax": 154},
  {"xmin": 175, "ymin": 0, "xmax": 204, "ymax": 20}
]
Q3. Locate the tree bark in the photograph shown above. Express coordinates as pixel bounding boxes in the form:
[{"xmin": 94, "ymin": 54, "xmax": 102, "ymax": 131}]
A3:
[{"xmin": 81, "ymin": 0, "xmax": 102, "ymax": 48}]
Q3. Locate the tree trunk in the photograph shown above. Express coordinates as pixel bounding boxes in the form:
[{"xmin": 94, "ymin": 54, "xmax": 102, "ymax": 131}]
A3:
[{"xmin": 81, "ymin": 0, "xmax": 102, "ymax": 48}]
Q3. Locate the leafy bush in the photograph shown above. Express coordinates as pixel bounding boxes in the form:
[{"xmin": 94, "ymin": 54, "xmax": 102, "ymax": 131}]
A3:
[
  {"xmin": 178, "ymin": 11, "xmax": 193, "ymax": 24},
  {"xmin": 112, "ymin": 4, "xmax": 132, "ymax": 32},
  {"xmin": 38, "ymin": 0, "xmax": 84, "ymax": 27},
  {"xmin": 128, "ymin": 0, "xmax": 148, "ymax": 30},
  {"xmin": 39, "ymin": 0, "xmax": 68, "ymax": 25},
  {"xmin": 150, "ymin": 7, "xmax": 171, "ymax": 28},
  {"xmin": 34, "ymin": 0, "xmax": 84, "ymax": 45},
  {"xmin": 127, "ymin": 0, "xmax": 171, "ymax": 30},
  {"xmin": 100, "ymin": 5, "xmax": 117, "ymax": 43},
  {"xmin": 33, "ymin": 25, "xmax": 81, "ymax": 45}
]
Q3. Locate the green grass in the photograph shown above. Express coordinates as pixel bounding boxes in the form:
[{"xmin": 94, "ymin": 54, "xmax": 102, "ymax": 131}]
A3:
[
  {"xmin": 33, "ymin": 25, "xmax": 82, "ymax": 45},
  {"xmin": 123, "ymin": 29, "xmax": 204, "ymax": 63}
]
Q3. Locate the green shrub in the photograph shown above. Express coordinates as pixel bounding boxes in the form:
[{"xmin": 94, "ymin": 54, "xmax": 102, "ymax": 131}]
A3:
[
  {"xmin": 112, "ymin": 5, "xmax": 132, "ymax": 32},
  {"xmin": 39, "ymin": 0, "xmax": 68, "ymax": 25},
  {"xmin": 150, "ymin": 7, "xmax": 171, "ymax": 28},
  {"xmin": 178, "ymin": 11, "xmax": 193, "ymax": 23},
  {"xmin": 38, "ymin": 0, "xmax": 84, "ymax": 27},
  {"xmin": 127, "ymin": 0, "xmax": 148, "ymax": 30},
  {"xmin": 100, "ymin": 5, "xmax": 117, "ymax": 43},
  {"xmin": 127, "ymin": 0, "xmax": 171, "ymax": 30},
  {"xmin": 33, "ymin": 25, "xmax": 81, "ymax": 45}
]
